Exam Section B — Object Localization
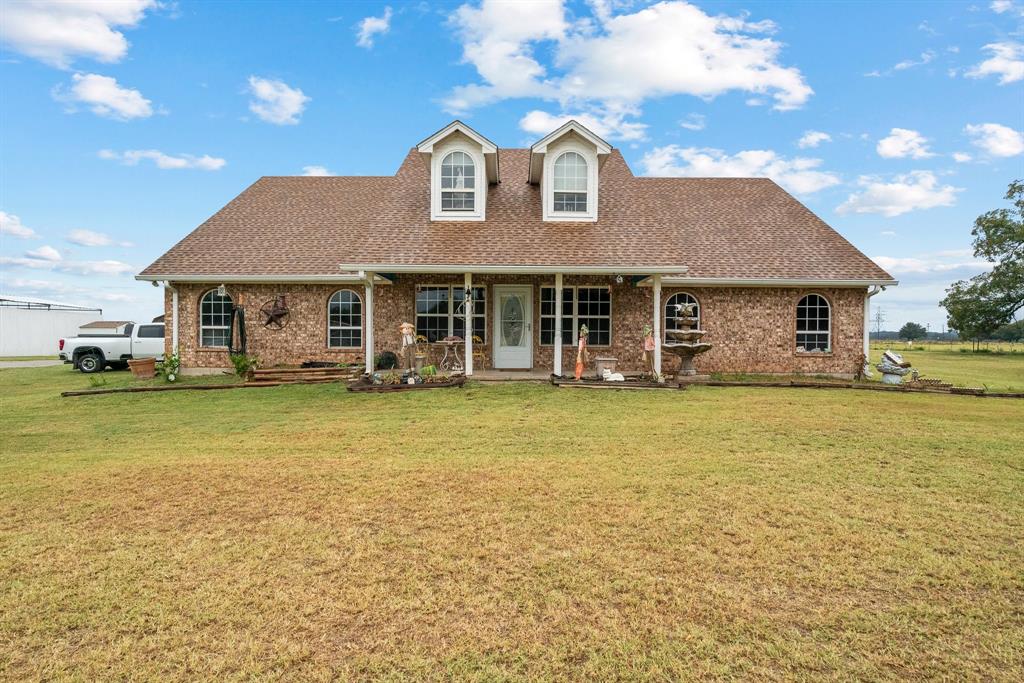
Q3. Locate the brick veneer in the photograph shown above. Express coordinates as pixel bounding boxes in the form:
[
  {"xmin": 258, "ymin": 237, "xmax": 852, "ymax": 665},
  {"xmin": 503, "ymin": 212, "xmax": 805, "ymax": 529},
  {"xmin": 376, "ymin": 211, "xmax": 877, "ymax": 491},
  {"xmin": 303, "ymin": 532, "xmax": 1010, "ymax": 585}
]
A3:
[{"xmin": 167, "ymin": 279, "xmax": 866, "ymax": 377}]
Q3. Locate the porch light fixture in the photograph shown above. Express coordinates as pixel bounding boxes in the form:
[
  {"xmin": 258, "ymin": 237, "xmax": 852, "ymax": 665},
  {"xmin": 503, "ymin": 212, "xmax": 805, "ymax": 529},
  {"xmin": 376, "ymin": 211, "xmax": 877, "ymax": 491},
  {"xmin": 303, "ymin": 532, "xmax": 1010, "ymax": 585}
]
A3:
[{"xmin": 216, "ymin": 284, "xmax": 227, "ymax": 297}]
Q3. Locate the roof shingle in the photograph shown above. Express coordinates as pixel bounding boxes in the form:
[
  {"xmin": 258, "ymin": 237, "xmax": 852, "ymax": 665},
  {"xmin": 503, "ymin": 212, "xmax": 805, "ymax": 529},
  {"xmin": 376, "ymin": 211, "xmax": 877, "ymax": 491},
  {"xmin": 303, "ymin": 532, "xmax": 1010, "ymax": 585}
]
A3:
[{"xmin": 140, "ymin": 148, "xmax": 893, "ymax": 282}]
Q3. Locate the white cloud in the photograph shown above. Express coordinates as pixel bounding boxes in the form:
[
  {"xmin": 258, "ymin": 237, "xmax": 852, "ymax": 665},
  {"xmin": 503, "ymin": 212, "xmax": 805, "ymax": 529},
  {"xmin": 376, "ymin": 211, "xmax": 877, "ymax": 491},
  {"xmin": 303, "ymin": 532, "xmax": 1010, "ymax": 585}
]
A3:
[
  {"xmin": 965, "ymin": 42, "xmax": 1024, "ymax": 84},
  {"xmin": 952, "ymin": 152, "xmax": 973, "ymax": 163},
  {"xmin": 679, "ymin": 113, "xmax": 706, "ymax": 131},
  {"xmin": 893, "ymin": 50, "xmax": 936, "ymax": 71},
  {"xmin": 54, "ymin": 73, "xmax": 152, "ymax": 120},
  {"xmin": 876, "ymin": 128, "xmax": 934, "ymax": 159},
  {"xmin": 66, "ymin": 260, "xmax": 136, "ymax": 276},
  {"xmin": 872, "ymin": 250, "xmax": 991, "ymax": 274},
  {"xmin": 0, "ymin": 0, "xmax": 157, "ymax": 69},
  {"xmin": 989, "ymin": 1, "xmax": 1023, "ymax": 15},
  {"xmin": 445, "ymin": 0, "xmax": 811, "ymax": 124},
  {"xmin": 0, "ymin": 211, "xmax": 38, "ymax": 239},
  {"xmin": 356, "ymin": 6, "xmax": 393, "ymax": 48},
  {"xmin": 301, "ymin": 165, "xmax": 334, "ymax": 176},
  {"xmin": 964, "ymin": 122, "xmax": 1024, "ymax": 157},
  {"xmin": 25, "ymin": 245, "xmax": 62, "ymax": 262},
  {"xmin": 836, "ymin": 172, "xmax": 961, "ymax": 217},
  {"xmin": 98, "ymin": 149, "xmax": 226, "ymax": 171},
  {"xmin": 639, "ymin": 146, "xmax": 841, "ymax": 195},
  {"xmin": 246, "ymin": 76, "xmax": 310, "ymax": 125},
  {"xmin": 797, "ymin": 130, "xmax": 831, "ymax": 148},
  {"xmin": 518, "ymin": 106, "xmax": 647, "ymax": 141},
  {"xmin": 880, "ymin": 230, "xmax": 898, "ymax": 237},
  {"xmin": 66, "ymin": 228, "xmax": 133, "ymax": 247}
]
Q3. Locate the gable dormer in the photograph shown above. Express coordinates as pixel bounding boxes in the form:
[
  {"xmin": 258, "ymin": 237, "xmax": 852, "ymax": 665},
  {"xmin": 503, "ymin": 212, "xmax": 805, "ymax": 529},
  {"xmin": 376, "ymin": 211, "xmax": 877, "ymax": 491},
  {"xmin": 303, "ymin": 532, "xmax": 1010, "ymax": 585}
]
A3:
[
  {"xmin": 416, "ymin": 121, "xmax": 499, "ymax": 222},
  {"xmin": 528, "ymin": 120, "xmax": 612, "ymax": 223}
]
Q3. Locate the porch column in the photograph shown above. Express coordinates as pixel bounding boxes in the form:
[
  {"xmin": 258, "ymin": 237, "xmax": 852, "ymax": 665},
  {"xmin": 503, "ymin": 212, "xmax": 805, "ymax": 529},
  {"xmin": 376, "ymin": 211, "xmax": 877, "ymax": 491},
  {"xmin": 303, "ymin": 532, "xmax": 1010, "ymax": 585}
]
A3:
[
  {"xmin": 364, "ymin": 274, "xmax": 375, "ymax": 375},
  {"xmin": 464, "ymin": 272, "xmax": 473, "ymax": 376},
  {"xmin": 653, "ymin": 274, "xmax": 662, "ymax": 378},
  {"xmin": 553, "ymin": 273, "xmax": 563, "ymax": 376}
]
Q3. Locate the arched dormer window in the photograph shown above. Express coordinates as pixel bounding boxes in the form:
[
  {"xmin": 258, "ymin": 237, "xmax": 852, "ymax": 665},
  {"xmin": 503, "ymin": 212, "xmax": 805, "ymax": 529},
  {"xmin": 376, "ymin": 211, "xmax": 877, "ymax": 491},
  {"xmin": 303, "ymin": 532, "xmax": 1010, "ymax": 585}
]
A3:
[
  {"xmin": 327, "ymin": 290, "xmax": 362, "ymax": 348},
  {"xmin": 665, "ymin": 292, "xmax": 700, "ymax": 336},
  {"xmin": 440, "ymin": 151, "xmax": 475, "ymax": 212},
  {"xmin": 796, "ymin": 293, "xmax": 831, "ymax": 352},
  {"xmin": 553, "ymin": 151, "xmax": 588, "ymax": 212},
  {"xmin": 199, "ymin": 288, "xmax": 233, "ymax": 348}
]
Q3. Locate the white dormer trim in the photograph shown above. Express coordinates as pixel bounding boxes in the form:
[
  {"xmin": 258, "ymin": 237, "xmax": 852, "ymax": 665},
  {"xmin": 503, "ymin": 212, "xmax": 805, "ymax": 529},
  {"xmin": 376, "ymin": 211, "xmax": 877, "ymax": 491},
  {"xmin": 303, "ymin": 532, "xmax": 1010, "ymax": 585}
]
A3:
[
  {"xmin": 542, "ymin": 139, "xmax": 599, "ymax": 222},
  {"xmin": 527, "ymin": 120, "xmax": 611, "ymax": 223},
  {"xmin": 417, "ymin": 120, "xmax": 499, "ymax": 222}
]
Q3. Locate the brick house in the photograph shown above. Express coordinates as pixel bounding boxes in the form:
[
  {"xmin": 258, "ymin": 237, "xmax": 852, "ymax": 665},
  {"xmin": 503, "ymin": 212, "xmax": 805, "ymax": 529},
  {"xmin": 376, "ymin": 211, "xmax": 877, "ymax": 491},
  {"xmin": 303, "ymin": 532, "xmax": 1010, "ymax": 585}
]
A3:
[{"xmin": 138, "ymin": 120, "xmax": 896, "ymax": 378}]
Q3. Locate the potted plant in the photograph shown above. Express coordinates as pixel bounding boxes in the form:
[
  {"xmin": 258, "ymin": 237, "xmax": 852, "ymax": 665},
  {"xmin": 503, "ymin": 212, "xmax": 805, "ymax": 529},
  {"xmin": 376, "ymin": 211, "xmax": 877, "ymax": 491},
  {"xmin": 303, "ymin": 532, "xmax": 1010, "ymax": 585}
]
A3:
[{"xmin": 127, "ymin": 356, "xmax": 157, "ymax": 379}]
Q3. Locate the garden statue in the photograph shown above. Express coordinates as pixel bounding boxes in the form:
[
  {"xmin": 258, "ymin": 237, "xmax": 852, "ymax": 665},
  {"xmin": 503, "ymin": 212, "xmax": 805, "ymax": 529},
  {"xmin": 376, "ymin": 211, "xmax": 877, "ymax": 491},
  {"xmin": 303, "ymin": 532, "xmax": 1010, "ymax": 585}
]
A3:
[
  {"xmin": 574, "ymin": 324, "xmax": 590, "ymax": 381},
  {"xmin": 399, "ymin": 321, "xmax": 416, "ymax": 371},
  {"xmin": 642, "ymin": 323, "xmax": 656, "ymax": 379}
]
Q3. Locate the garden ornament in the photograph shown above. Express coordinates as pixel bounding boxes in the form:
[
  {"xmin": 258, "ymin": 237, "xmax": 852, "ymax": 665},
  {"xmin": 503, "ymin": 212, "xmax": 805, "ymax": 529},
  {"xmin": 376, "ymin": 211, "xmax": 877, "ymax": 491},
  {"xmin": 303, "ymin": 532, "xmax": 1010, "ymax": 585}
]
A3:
[
  {"xmin": 642, "ymin": 324, "xmax": 655, "ymax": 378},
  {"xmin": 575, "ymin": 324, "xmax": 590, "ymax": 381},
  {"xmin": 399, "ymin": 321, "xmax": 416, "ymax": 370}
]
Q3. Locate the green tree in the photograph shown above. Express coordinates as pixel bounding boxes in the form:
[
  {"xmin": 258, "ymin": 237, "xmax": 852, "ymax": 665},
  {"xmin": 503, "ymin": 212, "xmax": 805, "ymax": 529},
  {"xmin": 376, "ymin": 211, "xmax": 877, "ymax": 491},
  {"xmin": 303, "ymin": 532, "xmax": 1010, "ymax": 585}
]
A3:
[
  {"xmin": 992, "ymin": 319, "xmax": 1024, "ymax": 342},
  {"xmin": 898, "ymin": 322, "xmax": 927, "ymax": 340},
  {"xmin": 941, "ymin": 180, "xmax": 1024, "ymax": 348}
]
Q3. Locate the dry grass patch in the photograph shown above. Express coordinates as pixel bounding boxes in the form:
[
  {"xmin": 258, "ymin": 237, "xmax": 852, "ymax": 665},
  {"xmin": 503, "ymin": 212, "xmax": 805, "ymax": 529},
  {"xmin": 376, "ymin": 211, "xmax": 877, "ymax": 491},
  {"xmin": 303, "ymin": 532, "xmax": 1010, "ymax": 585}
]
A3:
[{"xmin": 1, "ymin": 365, "xmax": 1022, "ymax": 680}]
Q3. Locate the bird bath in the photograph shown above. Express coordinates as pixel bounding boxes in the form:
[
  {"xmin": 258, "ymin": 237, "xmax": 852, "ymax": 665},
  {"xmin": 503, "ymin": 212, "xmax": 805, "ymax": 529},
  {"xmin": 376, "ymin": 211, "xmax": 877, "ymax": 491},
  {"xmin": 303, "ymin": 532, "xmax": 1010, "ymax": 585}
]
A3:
[{"xmin": 663, "ymin": 302, "xmax": 712, "ymax": 376}]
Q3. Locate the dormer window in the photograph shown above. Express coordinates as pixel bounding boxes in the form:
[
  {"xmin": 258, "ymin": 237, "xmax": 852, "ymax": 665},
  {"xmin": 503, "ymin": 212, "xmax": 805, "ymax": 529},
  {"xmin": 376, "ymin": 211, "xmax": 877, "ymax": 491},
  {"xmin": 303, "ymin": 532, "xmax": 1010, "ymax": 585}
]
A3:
[
  {"xmin": 440, "ymin": 151, "xmax": 475, "ymax": 211},
  {"xmin": 528, "ymin": 120, "xmax": 611, "ymax": 223},
  {"xmin": 416, "ymin": 121, "xmax": 498, "ymax": 222},
  {"xmin": 553, "ymin": 152, "xmax": 588, "ymax": 213}
]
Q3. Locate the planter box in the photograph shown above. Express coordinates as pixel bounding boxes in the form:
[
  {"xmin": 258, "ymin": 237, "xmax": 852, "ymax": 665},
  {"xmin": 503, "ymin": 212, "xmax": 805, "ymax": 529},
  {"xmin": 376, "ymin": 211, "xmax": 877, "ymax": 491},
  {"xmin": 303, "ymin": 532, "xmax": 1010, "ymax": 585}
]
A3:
[{"xmin": 127, "ymin": 357, "xmax": 157, "ymax": 379}]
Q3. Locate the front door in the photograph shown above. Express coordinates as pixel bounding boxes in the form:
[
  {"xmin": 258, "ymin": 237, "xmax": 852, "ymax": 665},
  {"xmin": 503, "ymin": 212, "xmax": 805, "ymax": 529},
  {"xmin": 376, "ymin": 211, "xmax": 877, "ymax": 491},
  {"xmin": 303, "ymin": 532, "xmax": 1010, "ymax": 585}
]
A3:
[{"xmin": 492, "ymin": 285, "xmax": 533, "ymax": 368}]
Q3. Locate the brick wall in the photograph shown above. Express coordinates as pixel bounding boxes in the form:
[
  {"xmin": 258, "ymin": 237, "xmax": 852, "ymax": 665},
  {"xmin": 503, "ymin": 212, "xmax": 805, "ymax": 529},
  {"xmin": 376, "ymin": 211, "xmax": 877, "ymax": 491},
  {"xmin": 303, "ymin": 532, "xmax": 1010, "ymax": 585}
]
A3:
[{"xmin": 167, "ymin": 279, "xmax": 866, "ymax": 377}]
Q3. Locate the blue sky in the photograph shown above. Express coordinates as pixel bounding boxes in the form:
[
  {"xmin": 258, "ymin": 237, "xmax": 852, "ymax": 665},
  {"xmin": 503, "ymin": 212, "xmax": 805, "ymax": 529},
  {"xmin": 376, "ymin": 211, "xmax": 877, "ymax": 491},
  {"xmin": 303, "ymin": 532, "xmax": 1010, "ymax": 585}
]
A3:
[{"xmin": 1, "ymin": 0, "xmax": 1022, "ymax": 331}]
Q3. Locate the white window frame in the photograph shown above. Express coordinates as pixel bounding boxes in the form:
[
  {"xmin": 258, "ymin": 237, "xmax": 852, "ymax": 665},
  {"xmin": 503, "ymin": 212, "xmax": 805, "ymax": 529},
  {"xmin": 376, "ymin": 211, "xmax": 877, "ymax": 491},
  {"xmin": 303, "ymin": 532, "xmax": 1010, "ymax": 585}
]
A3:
[
  {"xmin": 552, "ymin": 151, "xmax": 588, "ymax": 213},
  {"xmin": 664, "ymin": 292, "xmax": 700, "ymax": 339},
  {"xmin": 327, "ymin": 289, "xmax": 363, "ymax": 349},
  {"xmin": 199, "ymin": 288, "xmax": 233, "ymax": 348},
  {"xmin": 431, "ymin": 141, "xmax": 486, "ymax": 221},
  {"xmin": 539, "ymin": 285, "xmax": 612, "ymax": 347},
  {"xmin": 795, "ymin": 293, "xmax": 832, "ymax": 352},
  {"xmin": 543, "ymin": 139, "xmax": 598, "ymax": 222},
  {"xmin": 415, "ymin": 284, "xmax": 487, "ymax": 342}
]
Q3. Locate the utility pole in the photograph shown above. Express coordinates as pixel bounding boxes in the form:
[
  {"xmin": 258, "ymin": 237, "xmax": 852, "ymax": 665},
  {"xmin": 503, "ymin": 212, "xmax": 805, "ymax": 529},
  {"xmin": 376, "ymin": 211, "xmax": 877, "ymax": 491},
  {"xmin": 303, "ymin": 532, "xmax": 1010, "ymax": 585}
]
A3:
[{"xmin": 873, "ymin": 307, "xmax": 886, "ymax": 336}]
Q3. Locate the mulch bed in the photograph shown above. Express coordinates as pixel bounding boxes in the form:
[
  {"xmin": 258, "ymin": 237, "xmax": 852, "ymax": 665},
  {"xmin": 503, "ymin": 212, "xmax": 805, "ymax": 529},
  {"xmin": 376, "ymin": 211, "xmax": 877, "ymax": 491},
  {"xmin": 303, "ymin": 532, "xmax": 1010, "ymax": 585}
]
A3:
[
  {"xmin": 550, "ymin": 375, "xmax": 683, "ymax": 391},
  {"xmin": 347, "ymin": 375, "xmax": 466, "ymax": 392}
]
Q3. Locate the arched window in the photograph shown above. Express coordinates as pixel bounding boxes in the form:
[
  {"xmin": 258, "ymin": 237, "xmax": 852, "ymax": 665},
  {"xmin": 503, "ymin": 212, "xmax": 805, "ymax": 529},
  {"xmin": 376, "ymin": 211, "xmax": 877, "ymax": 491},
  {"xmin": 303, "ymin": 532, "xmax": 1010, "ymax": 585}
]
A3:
[
  {"xmin": 199, "ymin": 289, "xmax": 233, "ymax": 347},
  {"xmin": 796, "ymin": 294, "xmax": 831, "ymax": 351},
  {"xmin": 665, "ymin": 292, "xmax": 700, "ymax": 334},
  {"xmin": 553, "ymin": 151, "xmax": 588, "ymax": 212},
  {"xmin": 440, "ymin": 151, "xmax": 475, "ymax": 211},
  {"xmin": 328, "ymin": 290, "xmax": 362, "ymax": 348}
]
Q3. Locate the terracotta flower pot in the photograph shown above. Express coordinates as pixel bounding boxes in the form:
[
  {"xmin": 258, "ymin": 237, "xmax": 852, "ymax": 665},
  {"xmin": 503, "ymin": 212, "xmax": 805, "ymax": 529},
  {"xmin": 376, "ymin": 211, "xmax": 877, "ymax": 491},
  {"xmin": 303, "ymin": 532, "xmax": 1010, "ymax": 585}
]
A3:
[{"xmin": 127, "ymin": 357, "xmax": 157, "ymax": 379}]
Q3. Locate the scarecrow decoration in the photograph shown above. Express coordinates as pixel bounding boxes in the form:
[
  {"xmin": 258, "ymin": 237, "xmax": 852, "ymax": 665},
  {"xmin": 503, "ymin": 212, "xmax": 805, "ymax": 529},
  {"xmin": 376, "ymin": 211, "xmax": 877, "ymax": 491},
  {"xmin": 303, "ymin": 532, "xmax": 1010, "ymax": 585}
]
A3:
[
  {"xmin": 574, "ymin": 324, "xmax": 590, "ymax": 381},
  {"xmin": 642, "ymin": 323, "xmax": 656, "ymax": 379},
  {"xmin": 399, "ymin": 321, "xmax": 416, "ymax": 371}
]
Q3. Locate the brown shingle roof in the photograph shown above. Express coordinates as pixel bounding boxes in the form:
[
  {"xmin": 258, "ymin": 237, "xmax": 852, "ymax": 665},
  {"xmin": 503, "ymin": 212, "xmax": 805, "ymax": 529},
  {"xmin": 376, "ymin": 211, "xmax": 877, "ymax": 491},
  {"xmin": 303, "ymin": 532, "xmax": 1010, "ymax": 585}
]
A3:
[{"xmin": 140, "ymin": 148, "xmax": 893, "ymax": 282}]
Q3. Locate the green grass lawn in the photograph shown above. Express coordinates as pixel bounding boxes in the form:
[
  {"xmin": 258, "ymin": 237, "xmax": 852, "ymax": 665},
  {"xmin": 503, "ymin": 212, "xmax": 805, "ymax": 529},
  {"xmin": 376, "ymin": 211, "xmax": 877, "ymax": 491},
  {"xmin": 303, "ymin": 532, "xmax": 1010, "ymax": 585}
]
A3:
[
  {"xmin": 869, "ymin": 343, "xmax": 1024, "ymax": 392},
  {"xmin": 2, "ymin": 364, "xmax": 1023, "ymax": 680}
]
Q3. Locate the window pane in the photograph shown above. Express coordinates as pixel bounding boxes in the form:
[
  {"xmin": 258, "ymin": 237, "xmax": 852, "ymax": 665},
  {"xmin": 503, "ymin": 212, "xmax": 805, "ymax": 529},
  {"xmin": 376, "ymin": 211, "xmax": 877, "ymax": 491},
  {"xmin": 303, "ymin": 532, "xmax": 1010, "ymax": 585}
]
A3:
[
  {"xmin": 795, "ymin": 295, "xmax": 830, "ymax": 350},
  {"xmin": 199, "ymin": 290, "xmax": 233, "ymax": 347},
  {"xmin": 554, "ymin": 192, "xmax": 587, "ymax": 212},
  {"xmin": 553, "ymin": 152, "xmax": 587, "ymax": 192}
]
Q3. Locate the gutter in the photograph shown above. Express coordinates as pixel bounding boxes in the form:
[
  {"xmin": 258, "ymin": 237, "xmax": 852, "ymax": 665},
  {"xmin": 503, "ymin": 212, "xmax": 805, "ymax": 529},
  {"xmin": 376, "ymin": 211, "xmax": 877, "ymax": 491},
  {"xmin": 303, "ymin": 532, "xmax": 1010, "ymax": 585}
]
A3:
[
  {"xmin": 637, "ymin": 276, "xmax": 899, "ymax": 288},
  {"xmin": 863, "ymin": 284, "xmax": 885, "ymax": 372},
  {"xmin": 336, "ymin": 264, "xmax": 690, "ymax": 275},
  {"xmin": 136, "ymin": 273, "xmax": 393, "ymax": 284}
]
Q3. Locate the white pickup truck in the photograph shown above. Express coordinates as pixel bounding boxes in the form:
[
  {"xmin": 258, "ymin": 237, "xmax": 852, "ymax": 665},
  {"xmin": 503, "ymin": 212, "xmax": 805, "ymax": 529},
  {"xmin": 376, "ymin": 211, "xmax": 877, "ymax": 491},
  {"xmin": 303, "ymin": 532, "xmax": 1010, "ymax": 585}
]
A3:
[{"xmin": 59, "ymin": 322, "xmax": 165, "ymax": 373}]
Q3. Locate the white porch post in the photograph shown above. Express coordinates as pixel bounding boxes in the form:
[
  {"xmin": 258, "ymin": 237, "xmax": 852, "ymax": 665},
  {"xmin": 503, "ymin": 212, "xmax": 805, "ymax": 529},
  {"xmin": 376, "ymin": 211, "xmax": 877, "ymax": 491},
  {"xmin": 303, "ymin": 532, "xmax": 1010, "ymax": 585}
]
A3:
[
  {"xmin": 364, "ymin": 274, "xmax": 375, "ymax": 375},
  {"xmin": 464, "ymin": 272, "xmax": 473, "ymax": 376},
  {"xmin": 553, "ymin": 273, "xmax": 563, "ymax": 376},
  {"xmin": 653, "ymin": 274, "xmax": 662, "ymax": 378}
]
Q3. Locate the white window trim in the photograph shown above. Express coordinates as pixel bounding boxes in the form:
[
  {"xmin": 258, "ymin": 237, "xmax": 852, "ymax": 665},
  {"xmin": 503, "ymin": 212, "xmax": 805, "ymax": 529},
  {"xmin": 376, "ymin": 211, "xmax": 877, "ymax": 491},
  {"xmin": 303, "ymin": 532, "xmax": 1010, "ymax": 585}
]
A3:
[
  {"xmin": 664, "ymin": 292, "xmax": 701, "ymax": 339},
  {"xmin": 327, "ymin": 289, "xmax": 363, "ymax": 349},
  {"xmin": 431, "ymin": 143, "xmax": 486, "ymax": 221},
  {"xmin": 795, "ymin": 292, "xmax": 832, "ymax": 353},
  {"xmin": 539, "ymin": 285, "xmax": 612, "ymax": 347},
  {"xmin": 543, "ymin": 140, "xmax": 598, "ymax": 222},
  {"xmin": 198, "ymin": 288, "xmax": 232, "ymax": 349},
  {"xmin": 415, "ymin": 284, "xmax": 487, "ymax": 341}
]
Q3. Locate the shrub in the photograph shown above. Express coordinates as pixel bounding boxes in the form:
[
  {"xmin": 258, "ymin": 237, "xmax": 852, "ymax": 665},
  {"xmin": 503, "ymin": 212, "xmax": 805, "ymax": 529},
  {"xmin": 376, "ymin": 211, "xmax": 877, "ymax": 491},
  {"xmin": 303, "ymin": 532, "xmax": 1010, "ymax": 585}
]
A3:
[
  {"xmin": 229, "ymin": 353, "xmax": 259, "ymax": 377},
  {"xmin": 375, "ymin": 351, "xmax": 398, "ymax": 370}
]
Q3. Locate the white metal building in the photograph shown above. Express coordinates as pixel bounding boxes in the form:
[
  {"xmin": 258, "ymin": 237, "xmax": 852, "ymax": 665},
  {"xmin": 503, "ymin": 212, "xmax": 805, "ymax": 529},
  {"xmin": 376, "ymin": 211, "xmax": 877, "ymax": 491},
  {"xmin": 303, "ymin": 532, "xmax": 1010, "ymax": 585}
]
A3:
[{"xmin": 0, "ymin": 294, "xmax": 103, "ymax": 357}]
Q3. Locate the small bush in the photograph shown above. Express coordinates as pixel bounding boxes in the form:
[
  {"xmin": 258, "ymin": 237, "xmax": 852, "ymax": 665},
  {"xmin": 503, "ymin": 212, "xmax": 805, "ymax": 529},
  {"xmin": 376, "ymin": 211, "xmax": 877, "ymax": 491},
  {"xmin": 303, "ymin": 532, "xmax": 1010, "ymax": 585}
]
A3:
[
  {"xmin": 229, "ymin": 353, "xmax": 259, "ymax": 377},
  {"xmin": 375, "ymin": 351, "xmax": 398, "ymax": 370}
]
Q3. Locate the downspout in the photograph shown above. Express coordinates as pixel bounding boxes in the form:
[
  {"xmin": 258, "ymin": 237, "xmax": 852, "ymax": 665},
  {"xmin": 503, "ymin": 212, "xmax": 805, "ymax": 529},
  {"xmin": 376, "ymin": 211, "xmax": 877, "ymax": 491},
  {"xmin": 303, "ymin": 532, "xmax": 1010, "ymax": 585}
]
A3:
[{"xmin": 862, "ymin": 285, "xmax": 883, "ymax": 376}]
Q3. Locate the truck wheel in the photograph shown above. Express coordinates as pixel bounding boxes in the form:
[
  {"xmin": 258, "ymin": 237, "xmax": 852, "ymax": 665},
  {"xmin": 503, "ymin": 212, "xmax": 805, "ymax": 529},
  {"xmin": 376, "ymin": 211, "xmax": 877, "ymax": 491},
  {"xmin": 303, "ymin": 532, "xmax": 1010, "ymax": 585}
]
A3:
[{"xmin": 78, "ymin": 354, "xmax": 103, "ymax": 373}]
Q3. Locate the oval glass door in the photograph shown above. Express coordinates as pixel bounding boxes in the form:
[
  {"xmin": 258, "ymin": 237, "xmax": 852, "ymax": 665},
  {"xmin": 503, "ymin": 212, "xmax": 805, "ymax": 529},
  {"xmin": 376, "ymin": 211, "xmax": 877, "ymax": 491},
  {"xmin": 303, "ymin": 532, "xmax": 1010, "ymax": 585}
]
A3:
[{"xmin": 501, "ymin": 294, "xmax": 525, "ymax": 347}]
